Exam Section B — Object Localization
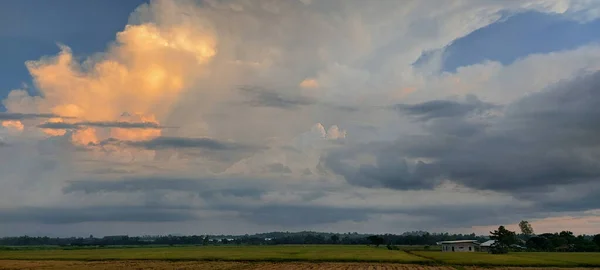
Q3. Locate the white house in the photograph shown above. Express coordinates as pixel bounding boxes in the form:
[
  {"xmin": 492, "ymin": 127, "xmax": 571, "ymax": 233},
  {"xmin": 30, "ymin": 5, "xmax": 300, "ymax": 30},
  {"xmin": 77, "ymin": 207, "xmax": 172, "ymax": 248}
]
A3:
[{"xmin": 439, "ymin": 240, "xmax": 479, "ymax": 252}]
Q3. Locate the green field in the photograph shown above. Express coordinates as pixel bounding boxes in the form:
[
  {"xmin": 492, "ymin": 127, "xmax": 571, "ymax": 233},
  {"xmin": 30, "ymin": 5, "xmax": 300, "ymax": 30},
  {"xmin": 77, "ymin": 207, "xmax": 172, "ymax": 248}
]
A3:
[
  {"xmin": 0, "ymin": 245, "xmax": 426, "ymax": 263},
  {"xmin": 413, "ymin": 251, "xmax": 600, "ymax": 267},
  {"xmin": 1, "ymin": 246, "xmax": 599, "ymax": 267}
]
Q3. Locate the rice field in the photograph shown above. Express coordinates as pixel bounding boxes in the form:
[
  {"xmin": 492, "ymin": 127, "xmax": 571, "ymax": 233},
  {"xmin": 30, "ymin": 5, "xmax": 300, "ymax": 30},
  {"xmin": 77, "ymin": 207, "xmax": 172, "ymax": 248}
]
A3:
[
  {"xmin": 1, "ymin": 246, "xmax": 600, "ymax": 269},
  {"xmin": 0, "ymin": 260, "xmax": 450, "ymax": 270},
  {"xmin": 0, "ymin": 245, "xmax": 426, "ymax": 263},
  {"xmin": 412, "ymin": 251, "xmax": 600, "ymax": 267},
  {"xmin": 1, "ymin": 260, "xmax": 600, "ymax": 270}
]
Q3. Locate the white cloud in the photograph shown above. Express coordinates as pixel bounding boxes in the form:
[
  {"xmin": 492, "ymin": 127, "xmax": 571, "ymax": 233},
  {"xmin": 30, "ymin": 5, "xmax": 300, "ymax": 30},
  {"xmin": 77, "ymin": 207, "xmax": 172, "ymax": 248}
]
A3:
[{"xmin": 2, "ymin": 0, "xmax": 600, "ymax": 235}]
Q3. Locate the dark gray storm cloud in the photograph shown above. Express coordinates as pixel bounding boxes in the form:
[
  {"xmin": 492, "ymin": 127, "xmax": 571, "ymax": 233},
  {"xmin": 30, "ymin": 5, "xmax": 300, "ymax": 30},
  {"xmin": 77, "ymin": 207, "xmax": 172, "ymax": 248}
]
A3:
[
  {"xmin": 127, "ymin": 136, "xmax": 259, "ymax": 151},
  {"xmin": 64, "ymin": 177, "xmax": 207, "ymax": 194},
  {"xmin": 0, "ymin": 206, "xmax": 196, "ymax": 224},
  {"xmin": 240, "ymin": 205, "xmax": 370, "ymax": 226},
  {"xmin": 265, "ymin": 163, "xmax": 292, "ymax": 173},
  {"xmin": 0, "ymin": 112, "xmax": 67, "ymax": 120},
  {"xmin": 235, "ymin": 202, "xmax": 544, "ymax": 228},
  {"xmin": 63, "ymin": 177, "xmax": 266, "ymax": 200},
  {"xmin": 87, "ymin": 137, "xmax": 264, "ymax": 173},
  {"xmin": 81, "ymin": 121, "xmax": 163, "ymax": 129},
  {"xmin": 56, "ymin": 176, "xmax": 545, "ymax": 228},
  {"xmin": 240, "ymin": 85, "xmax": 315, "ymax": 109},
  {"xmin": 393, "ymin": 94, "xmax": 496, "ymax": 121},
  {"xmin": 60, "ymin": 176, "xmax": 380, "ymax": 226},
  {"xmin": 324, "ymin": 71, "xmax": 600, "ymax": 209},
  {"xmin": 37, "ymin": 122, "xmax": 82, "ymax": 129},
  {"xmin": 321, "ymin": 143, "xmax": 438, "ymax": 190},
  {"xmin": 37, "ymin": 121, "xmax": 166, "ymax": 130}
]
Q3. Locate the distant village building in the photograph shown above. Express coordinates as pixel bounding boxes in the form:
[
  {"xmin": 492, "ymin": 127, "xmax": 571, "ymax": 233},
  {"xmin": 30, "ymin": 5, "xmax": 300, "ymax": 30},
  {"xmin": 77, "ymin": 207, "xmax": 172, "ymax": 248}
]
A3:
[
  {"xmin": 439, "ymin": 240, "xmax": 479, "ymax": 252},
  {"xmin": 217, "ymin": 238, "xmax": 235, "ymax": 242},
  {"xmin": 480, "ymin": 240, "xmax": 496, "ymax": 253}
]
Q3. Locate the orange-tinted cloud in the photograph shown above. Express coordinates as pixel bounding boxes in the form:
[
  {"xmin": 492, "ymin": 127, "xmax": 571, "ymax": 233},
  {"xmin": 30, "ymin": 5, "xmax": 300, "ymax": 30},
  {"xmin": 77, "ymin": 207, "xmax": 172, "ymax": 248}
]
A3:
[
  {"xmin": 300, "ymin": 78, "xmax": 319, "ymax": 89},
  {"xmin": 41, "ymin": 118, "xmax": 67, "ymax": 136},
  {"xmin": 3, "ymin": 22, "xmax": 217, "ymax": 145},
  {"xmin": 1, "ymin": 120, "xmax": 24, "ymax": 131},
  {"xmin": 71, "ymin": 127, "xmax": 99, "ymax": 146},
  {"xmin": 110, "ymin": 114, "xmax": 162, "ymax": 141}
]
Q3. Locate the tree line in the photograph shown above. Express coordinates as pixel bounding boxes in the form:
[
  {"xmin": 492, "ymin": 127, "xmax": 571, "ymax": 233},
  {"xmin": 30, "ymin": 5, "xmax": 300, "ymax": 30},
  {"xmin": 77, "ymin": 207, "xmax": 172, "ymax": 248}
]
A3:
[
  {"xmin": 1, "ymin": 224, "xmax": 598, "ymax": 253},
  {"xmin": 0, "ymin": 231, "xmax": 484, "ymax": 247},
  {"xmin": 487, "ymin": 221, "xmax": 600, "ymax": 253}
]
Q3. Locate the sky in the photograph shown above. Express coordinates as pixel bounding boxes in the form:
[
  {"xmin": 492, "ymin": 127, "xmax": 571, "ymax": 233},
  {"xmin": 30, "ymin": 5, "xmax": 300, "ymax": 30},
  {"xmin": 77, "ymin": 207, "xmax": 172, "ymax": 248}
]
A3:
[{"xmin": 1, "ymin": 0, "xmax": 600, "ymax": 237}]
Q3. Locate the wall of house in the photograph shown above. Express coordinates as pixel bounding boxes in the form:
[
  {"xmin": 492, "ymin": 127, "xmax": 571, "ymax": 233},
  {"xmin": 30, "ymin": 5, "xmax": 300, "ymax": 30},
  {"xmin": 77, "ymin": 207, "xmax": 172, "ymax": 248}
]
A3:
[{"xmin": 441, "ymin": 243, "xmax": 476, "ymax": 252}]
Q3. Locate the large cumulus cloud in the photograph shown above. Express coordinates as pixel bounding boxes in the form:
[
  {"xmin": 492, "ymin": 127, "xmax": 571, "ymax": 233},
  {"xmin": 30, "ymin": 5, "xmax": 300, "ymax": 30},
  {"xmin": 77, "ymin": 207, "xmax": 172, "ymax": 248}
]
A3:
[
  {"xmin": 323, "ymin": 71, "xmax": 600, "ymax": 217},
  {"xmin": 3, "ymin": 0, "xmax": 600, "ymax": 236}
]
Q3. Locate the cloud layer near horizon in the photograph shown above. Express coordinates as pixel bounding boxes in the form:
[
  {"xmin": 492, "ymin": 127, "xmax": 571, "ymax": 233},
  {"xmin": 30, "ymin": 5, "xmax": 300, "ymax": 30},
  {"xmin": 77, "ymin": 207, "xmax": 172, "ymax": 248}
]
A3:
[{"xmin": 2, "ymin": 0, "xmax": 600, "ymax": 236}]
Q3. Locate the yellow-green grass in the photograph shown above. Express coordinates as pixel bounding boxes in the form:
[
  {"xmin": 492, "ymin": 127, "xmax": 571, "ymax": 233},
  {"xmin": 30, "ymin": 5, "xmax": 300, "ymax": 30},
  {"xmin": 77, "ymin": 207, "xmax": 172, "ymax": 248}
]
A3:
[
  {"xmin": 413, "ymin": 251, "xmax": 600, "ymax": 267},
  {"xmin": 2, "ymin": 246, "xmax": 599, "ymax": 267},
  {"xmin": 515, "ymin": 253, "xmax": 600, "ymax": 266},
  {"xmin": 0, "ymin": 260, "xmax": 457, "ymax": 270},
  {"xmin": 398, "ymin": 245, "xmax": 441, "ymax": 251},
  {"xmin": 0, "ymin": 245, "xmax": 427, "ymax": 263}
]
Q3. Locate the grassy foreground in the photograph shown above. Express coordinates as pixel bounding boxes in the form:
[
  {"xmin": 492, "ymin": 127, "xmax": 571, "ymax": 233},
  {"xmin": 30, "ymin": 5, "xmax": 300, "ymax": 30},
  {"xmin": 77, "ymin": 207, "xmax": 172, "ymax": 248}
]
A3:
[
  {"xmin": 413, "ymin": 251, "xmax": 600, "ymax": 267},
  {"xmin": 0, "ymin": 260, "xmax": 453, "ymax": 270},
  {"xmin": 0, "ymin": 245, "xmax": 426, "ymax": 263},
  {"xmin": 1, "ymin": 246, "xmax": 600, "ymax": 268},
  {"xmin": 2, "ymin": 260, "xmax": 600, "ymax": 270}
]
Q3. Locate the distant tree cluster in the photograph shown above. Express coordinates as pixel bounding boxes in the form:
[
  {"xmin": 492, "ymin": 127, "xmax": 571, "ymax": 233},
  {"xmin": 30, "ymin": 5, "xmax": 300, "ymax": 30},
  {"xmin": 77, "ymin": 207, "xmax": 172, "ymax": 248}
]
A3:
[
  {"xmin": 367, "ymin": 232, "xmax": 488, "ymax": 246},
  {"xmin": 0, "ymin": 226, "xmax": 598, "ymax": 253},
  {"xmin": 0, "ymin": 235, "xmax": 213, "ymax": 247},
  {"xmin": 0, "ymin": 231, "xmax": 485, "ymax": 247},
  {"xmin": 488, "ymin": 221, "xmax": 600, "ymax": 253},
  {"xmin": 526, "ymin": 231, "xmax": 599, "ymax": 252}
]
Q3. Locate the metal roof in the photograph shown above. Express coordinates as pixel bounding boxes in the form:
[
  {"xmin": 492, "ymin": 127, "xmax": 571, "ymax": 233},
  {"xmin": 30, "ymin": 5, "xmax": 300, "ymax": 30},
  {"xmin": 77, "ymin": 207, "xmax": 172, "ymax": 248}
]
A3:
[
  {"xmin": 439, "ymin": 240, "xmax": 480, "ymax": 244},
  {"xmin": 480, "ymin": 240, "xmax": 496, "ymax": 247}
]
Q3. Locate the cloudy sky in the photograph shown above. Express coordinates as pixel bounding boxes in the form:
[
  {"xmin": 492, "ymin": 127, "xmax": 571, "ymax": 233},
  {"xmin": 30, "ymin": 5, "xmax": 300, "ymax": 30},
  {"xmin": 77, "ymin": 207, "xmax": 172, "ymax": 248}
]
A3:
[{"xmin": 1, "ymin": 0, "xmax": 600, "ymax": 237}]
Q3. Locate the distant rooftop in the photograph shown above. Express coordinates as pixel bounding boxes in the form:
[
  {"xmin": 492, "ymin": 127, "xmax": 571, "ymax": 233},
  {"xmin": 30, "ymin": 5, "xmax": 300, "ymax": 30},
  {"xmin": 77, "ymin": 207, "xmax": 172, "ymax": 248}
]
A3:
[
  {"xmin": 480, "ymin": 240, "xmax": 496, "ymax": 247},
  {"xmin": 439, "ymin": 240, "xmax": 480, "ymax": 244}
]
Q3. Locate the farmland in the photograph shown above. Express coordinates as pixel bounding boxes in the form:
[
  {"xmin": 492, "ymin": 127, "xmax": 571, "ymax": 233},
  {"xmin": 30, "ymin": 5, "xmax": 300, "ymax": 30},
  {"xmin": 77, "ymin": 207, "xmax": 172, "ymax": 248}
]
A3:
[
  {"xmin": 0, "ymin": 245, "xmax": 426, "ymax": 263},
  {"xmin": 0, "ymin": 260, "xmax": 451, "ymax": 270},
  {"xmin": 3, "ymin": 261, "xmax": 600, "ymax": 270},
  {"xmin": 1, "ymin": 246, "xmax": 600, "ymax": 269},
  {"xmin": 412, "ymin": 251, "xmax": 600, "ymax": 267}
]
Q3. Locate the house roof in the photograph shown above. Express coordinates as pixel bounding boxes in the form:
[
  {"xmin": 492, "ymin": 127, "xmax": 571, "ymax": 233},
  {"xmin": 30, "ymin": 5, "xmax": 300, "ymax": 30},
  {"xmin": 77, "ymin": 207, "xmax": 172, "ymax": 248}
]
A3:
[
  {"xmin": 480, "ymin": 240, "xmax": 496, "ymax": 247},
  {"xmin": 439, "ymin": 240, "xmax": 480, "ymax": 245}
]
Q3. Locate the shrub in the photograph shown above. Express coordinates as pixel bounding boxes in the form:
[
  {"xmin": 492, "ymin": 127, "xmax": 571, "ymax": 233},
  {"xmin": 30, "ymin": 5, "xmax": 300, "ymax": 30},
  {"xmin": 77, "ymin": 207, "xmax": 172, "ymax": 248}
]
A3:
[
  {"xmin": 490, "ymin": 243, "xmax": 509, "ymax": 254},
  {"xmin": 386, "ymin": 244, "xmax": 400, "ymax": 250}
]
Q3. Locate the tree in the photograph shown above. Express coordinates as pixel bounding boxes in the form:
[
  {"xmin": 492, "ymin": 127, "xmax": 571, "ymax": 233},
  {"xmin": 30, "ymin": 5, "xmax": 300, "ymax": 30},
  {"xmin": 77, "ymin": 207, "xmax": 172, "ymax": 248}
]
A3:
[
  {"xmin": 330, "ymin": 234, "xmax": 340, "ymax": 244},
  {"xmin": 526, "ymin": 236, "xmax": 553, "ymax": 251},
  {"xmin": 559, "ymin": 231, "xmax": 575, "ymax": 244},
  {"xmin": 489, "ymin": 226, "xmax": 517, "ymax": 254},
  {"xmin": 593, "ymin": 234, "xmax": 600, "ymax": 248},
  {"xmin": 518, "ymin": 220, "xmax": 534, "ymax": 236},
  {"xmin": 366, "ymin": 235, "xmax": 385, "ymax": 247},
  {"xmin": 573, "ymin": 235, "xmax": 598, "ymax": 252}
]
